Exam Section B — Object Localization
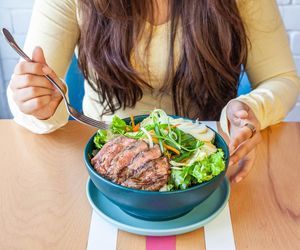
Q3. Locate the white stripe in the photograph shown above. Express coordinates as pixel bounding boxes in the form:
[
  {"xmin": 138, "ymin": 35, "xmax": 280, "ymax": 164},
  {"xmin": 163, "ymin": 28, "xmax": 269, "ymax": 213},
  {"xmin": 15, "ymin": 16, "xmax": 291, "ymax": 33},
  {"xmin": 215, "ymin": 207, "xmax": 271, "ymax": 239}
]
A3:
[
  {"xmin": 204, "ymin": 204, "xmax": 236, "ymax": 250},
  {"xmin": 202, "ymin": 121, "xmax": 235, "ymax": 250},
  {"xmin": 87, "ymin": 210, "xmax": 118, "ymax": 250}
]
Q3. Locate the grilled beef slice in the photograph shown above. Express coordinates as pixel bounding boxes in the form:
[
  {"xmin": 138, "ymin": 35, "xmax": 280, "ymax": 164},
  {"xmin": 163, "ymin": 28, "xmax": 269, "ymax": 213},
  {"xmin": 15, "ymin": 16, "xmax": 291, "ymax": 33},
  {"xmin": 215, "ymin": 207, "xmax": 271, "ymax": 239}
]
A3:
[
  {"xmin": 91, "ymin": 136, "xmax": 135, "ymax": 176},
  {"xmin": 121, "ymin": 157, "xmax": 170, "ymax": 191},
  {"xmin": 91, "ymin": 137, "xmax": 170, "ymax": 191},
  {"xmin": 116, "ymin": 144, "xmax": 162, "ymax": 184},
  {"xmin": 106, "ymin": 140, "xmax": 149, "ymax": 181}
]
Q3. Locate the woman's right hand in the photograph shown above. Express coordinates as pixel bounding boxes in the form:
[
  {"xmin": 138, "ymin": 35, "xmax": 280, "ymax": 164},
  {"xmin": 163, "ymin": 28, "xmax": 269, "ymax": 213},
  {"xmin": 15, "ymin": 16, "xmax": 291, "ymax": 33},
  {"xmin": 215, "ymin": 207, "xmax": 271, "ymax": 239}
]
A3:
[{"xmin": 10, "ymin": 47, "xmax": 66, "ymax": 120}]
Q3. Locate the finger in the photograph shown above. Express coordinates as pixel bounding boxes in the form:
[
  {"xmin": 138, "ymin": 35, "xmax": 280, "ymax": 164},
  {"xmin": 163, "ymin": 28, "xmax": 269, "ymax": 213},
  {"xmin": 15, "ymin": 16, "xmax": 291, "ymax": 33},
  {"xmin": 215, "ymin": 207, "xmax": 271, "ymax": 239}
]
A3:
[
  {"xmin": 14, "ymin": 47, "xmax": 61, "ymax": 89},
  {"xmin": 229, "ymin": 133, "xmax": 261, "ymax": 166},
  {"xmin": 228, "ymin": 110, "xmax": 248, "ymax": 127},
  {"xmin": 227, "ymin": 101, "xmax": 250, "ymax": 127},
  {"xmin": 227, "ymin": 101, "xmax": 247, "ymax": 117},
  {"xmin": 10, "ymin": 74, "xmax": 55, "ymax": 90},
  {"xmin": 227, "ymin": 110, "xmax": 248, "ymax": 130},
  {"xmin": 32, "ymin": 46, "xmax": 47, "ymax": 64},
  {"xmin": 42, "ymin": 65, "xmax": 58, "ymax": 80},
  {"xmin": 14, "ymin": 61, "xmax": 45, "ymax": 76},
  {"xmin": 13, "ymin": 87, "xmax": 53, "ymax": 104},
  {"xmin": 18, "ymin": 95, "xmax": 52, "ymax": 114},
  {"xmin": 235, "ymin": 110, "xmax": 248, "ymax": 119},
  {"xmin": 41, "ymin": 65, "xmax": 66, "ymax": 94},
  {"xmin": 32, "ymin": 47, "xmax": 55, "ymax": 79},
  {"xmin": 231, "ymin": 148, "xmax": 256, "ymax": 183},
  {"xmin": 231, "ymin": 116, "xmax": 243, "ymax": 127},
  {"xmin": 229, "ymin": 125, "xmax": 254, "ymax": 152}
]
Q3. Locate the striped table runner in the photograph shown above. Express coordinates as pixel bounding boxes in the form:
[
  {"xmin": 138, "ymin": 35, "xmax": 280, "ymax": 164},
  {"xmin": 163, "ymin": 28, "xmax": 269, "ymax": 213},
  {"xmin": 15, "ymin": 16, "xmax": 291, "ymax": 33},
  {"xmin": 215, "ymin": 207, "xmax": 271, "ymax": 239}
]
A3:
[{"xmin": 87, "ymin": 122, "xmax": 235, "ymax": 250}]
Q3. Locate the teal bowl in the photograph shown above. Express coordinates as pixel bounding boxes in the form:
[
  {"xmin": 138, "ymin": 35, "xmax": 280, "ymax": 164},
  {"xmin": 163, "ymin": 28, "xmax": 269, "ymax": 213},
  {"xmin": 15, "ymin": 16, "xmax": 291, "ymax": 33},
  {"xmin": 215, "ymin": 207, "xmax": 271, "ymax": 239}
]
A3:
[{"xmin": 84, "ymin": 115, "xmax": 229, "ymax": 221}]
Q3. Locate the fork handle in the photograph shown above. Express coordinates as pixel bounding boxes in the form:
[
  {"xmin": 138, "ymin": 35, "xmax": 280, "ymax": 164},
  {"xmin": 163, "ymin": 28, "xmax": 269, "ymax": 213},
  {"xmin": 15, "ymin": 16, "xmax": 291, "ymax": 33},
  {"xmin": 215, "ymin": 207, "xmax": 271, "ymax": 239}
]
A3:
[{"xmin": 45, "ymin": 75, "xmax": 67, "ymax": 101}]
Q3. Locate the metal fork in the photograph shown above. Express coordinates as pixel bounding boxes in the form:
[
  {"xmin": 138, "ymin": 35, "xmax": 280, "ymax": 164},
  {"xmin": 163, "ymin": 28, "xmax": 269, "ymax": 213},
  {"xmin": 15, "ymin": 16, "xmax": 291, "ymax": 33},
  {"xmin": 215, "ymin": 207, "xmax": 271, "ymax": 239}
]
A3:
[{"xmin": 2, "ymin": 28, "xmax": 109, "ymax": 130}]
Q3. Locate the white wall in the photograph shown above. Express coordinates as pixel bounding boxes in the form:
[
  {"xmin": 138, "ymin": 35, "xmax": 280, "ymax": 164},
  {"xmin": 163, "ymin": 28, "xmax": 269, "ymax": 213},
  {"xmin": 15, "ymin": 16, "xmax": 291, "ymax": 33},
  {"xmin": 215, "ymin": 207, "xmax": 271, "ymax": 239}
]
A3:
[
  {"xmin": 0, "ymin": 0, "xmax": 34, "ymax": 118},
  {"xmin": 0, "ymin": 0, "xmax": 299, "ymax": 119},
  {"xmin": 278, "ymin": 0, "xmax": 300, "ymax": 120}
]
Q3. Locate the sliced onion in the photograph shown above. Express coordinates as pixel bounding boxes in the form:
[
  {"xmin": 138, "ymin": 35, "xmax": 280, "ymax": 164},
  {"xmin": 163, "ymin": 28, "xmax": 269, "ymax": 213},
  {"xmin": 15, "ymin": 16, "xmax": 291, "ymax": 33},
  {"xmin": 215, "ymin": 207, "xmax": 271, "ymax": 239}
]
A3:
[
  {"xmin": 170, "ymin": 166, "xmax": 184, "ymax": 170},
  {"xmin": 141, "ymin": 127, "xmax": 153, "ymax": 148},
  {"xmin": 169, "ymin": 160, "xmax": 186, "ymax": 167}
]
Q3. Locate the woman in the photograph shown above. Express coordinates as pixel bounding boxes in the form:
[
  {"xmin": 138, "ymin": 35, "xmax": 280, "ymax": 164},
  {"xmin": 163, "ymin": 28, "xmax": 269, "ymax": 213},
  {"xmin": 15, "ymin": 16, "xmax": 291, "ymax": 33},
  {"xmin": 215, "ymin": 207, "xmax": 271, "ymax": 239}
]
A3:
[{"xmin": 7, "ymin": 0, "xmax": 300, "ymax": 183}]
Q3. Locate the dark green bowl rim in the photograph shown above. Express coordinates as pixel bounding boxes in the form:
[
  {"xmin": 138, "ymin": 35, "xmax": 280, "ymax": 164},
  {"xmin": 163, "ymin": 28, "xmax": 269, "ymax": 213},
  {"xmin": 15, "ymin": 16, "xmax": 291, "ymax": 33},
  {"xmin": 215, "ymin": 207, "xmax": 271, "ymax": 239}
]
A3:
[{"xmin": 84, "ymin": 114, "xmax": 229, "ymax": 195}]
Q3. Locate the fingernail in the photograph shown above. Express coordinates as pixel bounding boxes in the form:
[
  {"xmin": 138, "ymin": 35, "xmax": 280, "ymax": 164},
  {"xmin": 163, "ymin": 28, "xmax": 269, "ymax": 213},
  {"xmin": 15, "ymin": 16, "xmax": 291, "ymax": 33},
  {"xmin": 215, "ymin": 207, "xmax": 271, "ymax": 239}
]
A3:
[
  {"xmin": 235, "ymin": 176, "xmax": 242, "ymax": 183},
  {"xmin": 42, "ymin": 66, "xmax": 51, "ymax": 75}
]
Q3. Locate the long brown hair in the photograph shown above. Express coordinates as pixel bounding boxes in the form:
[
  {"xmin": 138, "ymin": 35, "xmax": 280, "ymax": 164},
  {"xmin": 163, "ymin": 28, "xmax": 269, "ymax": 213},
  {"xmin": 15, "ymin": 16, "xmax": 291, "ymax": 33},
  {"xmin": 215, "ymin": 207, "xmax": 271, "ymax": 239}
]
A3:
[{"xmin": 78, "ymin": 0, "xmax": 248, "ymax": 120}]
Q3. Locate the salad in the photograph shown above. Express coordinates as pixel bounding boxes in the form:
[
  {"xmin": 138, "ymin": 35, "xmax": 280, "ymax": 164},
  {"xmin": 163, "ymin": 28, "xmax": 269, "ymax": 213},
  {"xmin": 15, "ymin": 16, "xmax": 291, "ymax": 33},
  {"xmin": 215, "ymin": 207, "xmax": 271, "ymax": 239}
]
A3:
[{"xmin": 92, "ymin": 109, "xmax": 225, "ymax": 191}]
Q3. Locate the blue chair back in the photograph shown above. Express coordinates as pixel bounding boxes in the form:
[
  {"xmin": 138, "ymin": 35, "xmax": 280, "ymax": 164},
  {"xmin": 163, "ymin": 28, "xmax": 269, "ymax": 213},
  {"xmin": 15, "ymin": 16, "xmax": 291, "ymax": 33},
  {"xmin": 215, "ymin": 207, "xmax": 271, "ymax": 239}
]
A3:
[
  {"xmin": 65, "ymin": 55, "xmax": 85, "ymax": 113},
  {"xmin": 65, "ymin": 56, "xmax": 252, "ymax": 111},
  {"xmin": 238, "ymin": 71, "xmax": 252, "ymax": 96}
]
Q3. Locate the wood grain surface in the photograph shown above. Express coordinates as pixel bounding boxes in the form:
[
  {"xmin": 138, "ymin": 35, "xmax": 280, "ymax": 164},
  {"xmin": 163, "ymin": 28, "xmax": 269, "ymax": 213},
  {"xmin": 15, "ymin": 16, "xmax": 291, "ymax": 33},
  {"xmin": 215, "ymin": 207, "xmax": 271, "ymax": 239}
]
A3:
[
  {"xmin": 176, "ymin": 228, "xmax": 205, "ymax": 250},
  {"xmin": 0, "ymin": 121, "xmax": 299, "ymax": 250},
  {"xmin": 117, "ymin": 231, "xmax": 145, "ymax": 250},
  {"xmin": 229, "ymin": 123, "xmax": 300, "ymax": 250},
  {"xmin": 0, "ymin": 121, "xmax": 96, "ymax": 250}
]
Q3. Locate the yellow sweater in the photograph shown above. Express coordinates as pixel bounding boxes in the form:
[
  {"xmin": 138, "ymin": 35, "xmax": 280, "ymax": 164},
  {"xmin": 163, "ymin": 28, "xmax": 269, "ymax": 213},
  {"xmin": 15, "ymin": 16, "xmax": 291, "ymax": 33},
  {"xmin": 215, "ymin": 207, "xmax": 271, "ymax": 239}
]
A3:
[{"xmin": 7, "ymin": 0, "xmax": 300, "ymax": 134}]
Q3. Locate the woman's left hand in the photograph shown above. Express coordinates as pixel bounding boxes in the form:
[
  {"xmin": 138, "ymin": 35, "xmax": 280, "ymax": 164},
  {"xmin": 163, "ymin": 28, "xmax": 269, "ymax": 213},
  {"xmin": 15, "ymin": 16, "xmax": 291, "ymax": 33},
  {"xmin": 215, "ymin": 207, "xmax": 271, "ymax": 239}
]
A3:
[{"xmin": 226, "ymin": 100, "xmax": 262, "ymax": 183}]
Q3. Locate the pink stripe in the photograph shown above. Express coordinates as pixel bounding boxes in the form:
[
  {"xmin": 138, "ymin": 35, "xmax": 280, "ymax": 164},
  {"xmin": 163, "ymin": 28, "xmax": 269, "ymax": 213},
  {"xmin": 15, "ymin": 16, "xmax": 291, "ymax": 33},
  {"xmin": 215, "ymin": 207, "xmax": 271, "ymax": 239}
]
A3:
[{"xmin": 146, "ymin": 236, "xmax": 176, "ymax": 250}]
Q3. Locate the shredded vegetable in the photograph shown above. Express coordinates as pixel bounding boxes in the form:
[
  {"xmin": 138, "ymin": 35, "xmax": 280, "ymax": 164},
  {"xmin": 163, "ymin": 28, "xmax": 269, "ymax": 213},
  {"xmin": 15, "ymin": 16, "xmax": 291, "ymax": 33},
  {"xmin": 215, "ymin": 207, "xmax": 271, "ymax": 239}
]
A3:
[
  {"xmin": 141, "ymin": 127, "xmax": 153, "ymax": 148},
  {"xmin": 93, "ymin": 109, "xmax": 225, "ymax": 191}
]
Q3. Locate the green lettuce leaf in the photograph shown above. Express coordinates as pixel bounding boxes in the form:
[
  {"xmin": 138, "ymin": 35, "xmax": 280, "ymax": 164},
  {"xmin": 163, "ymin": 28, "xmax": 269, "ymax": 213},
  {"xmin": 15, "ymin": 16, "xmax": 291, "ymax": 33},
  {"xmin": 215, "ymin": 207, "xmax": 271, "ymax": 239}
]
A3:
[
  {"xmin": 170, "ymin": 149, "xmax": 225, "ymax": 190},
  {"xmin": 110, "ymin": 116, "xmax": 130, "ymax": 135},
  {"xmin": 93, "ymin": 130, "xmax": 108, "ymax": 149},
  {"xmin": 191, "ymin": 149, "xmax": 225, "ymax": 183}
]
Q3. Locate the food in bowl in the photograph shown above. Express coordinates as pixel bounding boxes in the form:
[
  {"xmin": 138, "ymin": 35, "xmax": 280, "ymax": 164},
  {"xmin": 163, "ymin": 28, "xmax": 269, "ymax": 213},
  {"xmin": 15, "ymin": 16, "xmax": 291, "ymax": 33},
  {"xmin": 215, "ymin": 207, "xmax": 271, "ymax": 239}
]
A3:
[
  {"xmin": 91, "ymin": 136, "xmax": 169, "ymax": 191},
  {"xmin": 90, "ymin": 109, "xmax": 225, "ymax": 191},
  {"xmin": 84, "ymin": 112, "xmax": 229, "ymax": 221}
]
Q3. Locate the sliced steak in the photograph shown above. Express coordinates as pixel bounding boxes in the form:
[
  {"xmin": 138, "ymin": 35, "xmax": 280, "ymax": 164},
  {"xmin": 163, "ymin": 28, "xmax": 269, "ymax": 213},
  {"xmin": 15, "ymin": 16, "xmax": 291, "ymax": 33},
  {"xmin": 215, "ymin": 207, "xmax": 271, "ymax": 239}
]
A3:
[
  {"xmin": 106, "ymin": 140, "xmax": 149, "ymax": 181},
  {"xmin": 116, "ymin": 144, "xmax": 161, "ymax": 184},
  {"xmin": 122, "ymin": 157, "xmax": 170, "ymax": 191},
  {"xmin": 91, "ymin": 136, "xmax": 135, "ymax": 176}
]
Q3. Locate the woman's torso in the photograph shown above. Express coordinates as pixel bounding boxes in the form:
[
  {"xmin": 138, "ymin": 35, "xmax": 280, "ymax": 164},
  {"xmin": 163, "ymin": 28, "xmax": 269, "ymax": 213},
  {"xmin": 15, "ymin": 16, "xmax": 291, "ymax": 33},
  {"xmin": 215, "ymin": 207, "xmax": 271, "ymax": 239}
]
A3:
[{"xmin": 77, "ymin": 7, "xmax": 182, "ymax": 121}]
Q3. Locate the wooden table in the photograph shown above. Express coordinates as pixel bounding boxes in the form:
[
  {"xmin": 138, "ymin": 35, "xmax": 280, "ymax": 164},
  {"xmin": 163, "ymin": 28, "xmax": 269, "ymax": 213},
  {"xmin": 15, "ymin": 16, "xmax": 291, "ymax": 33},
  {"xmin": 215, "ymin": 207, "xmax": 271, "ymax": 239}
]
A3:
[{"xmin": 0, "ymin": 120, "xmax": 299, "ymax": 250}]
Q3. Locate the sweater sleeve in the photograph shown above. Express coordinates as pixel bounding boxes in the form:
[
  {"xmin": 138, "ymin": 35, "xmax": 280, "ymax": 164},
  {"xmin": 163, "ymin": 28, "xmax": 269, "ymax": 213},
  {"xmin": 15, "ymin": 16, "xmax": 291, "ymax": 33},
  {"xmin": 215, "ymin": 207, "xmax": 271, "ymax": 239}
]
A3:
[
  {"xmin": 7, "ymin": 0, "xmax": 79, "ymax": 134},
  {"xmin": 220, "ymin": 0, "xmax": 300, "ymax": 135}
]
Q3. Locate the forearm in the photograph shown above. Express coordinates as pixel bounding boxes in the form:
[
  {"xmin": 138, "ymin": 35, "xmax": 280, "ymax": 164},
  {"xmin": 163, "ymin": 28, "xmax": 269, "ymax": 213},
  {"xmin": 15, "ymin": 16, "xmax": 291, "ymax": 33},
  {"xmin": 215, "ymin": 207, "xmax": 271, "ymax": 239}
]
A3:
[
  {"xmin": 220, "ymin": 72, "xmax": 300, "ymax": 135},
  {"xmin": 7, "ymin": 0, "xmax": 79, "ymax": 133}
]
